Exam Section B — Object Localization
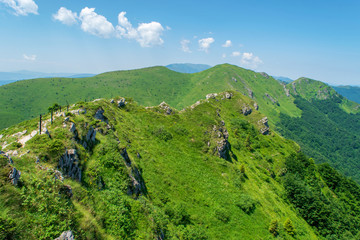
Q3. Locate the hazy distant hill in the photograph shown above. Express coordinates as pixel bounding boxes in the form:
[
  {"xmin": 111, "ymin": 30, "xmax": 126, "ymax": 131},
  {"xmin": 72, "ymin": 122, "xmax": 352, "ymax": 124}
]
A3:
[
  {"xmin": 166, "ymin": 63, "xmax": 211, "ymax": 73},
  {"xmin": 333, "ymin": 85, "xmax": 360, "ymax": 104},
  {"xmin": 0, "ymin": 70, "xmax": 95, "ymax": 86},
  {"xmin": 273, "ymin": 76, "xmax": 293, "ymax": 83}
]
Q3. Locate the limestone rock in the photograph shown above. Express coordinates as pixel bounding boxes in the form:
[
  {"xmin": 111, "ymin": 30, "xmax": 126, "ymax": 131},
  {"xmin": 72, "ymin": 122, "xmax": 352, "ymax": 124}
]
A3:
[
  {"xmin": 118, "ymin": 98, "xmax": 126, "ymax": 108},
  {"xmin": 224, "ymin": 92, "xmax": 233, "ymax": 99},
  {"xmin": 110, "ymin": 99, "xmax": 115, "ymax": 104},
  {"xmin": 58, "ymin": 149, "xmax": 81, "ymax": 182},
  {"xmin": 242, "ymin": 105, "xmax": 252, "ymax": 116},
  {"xmin": 55, "ymin": 231, "xmax": 74, "ymax": 240},
  {"xmin": 94, "ymin": 108, "xmax": 108, "ymax": 123},
  {"xmin": 265, "ymin": 93, "xmax": 278, "ymax": 105},
  {"xmin": 159, "ymin": 102, "xmax": 173, "ymax": 115},
  {"xmin": 206, "ymin": 93, "xmax": 218, "ymax": 99},
  {"xmin": 86, "ymin": 127, "xmax": 96, "ymax": 143},
  {"xmin": 246, "ymin": 87, "xmax": 254, "ymax": 98},
  {"xmin": 9, "ymin": 167, "xmax": 21, "ymax": 185},
  {"xmin": 260, "ymin": 72, "xmax": 270, "ymax": 78},
  {"xmin": 258, "ymin": 117, "xmax": 270, "ymax": 135},
  {"xmin": 232, "ymin": 77, "xmax": 238, "ymax": 82},
  {"xmin": 70, "ymin": 123, "xmax": 76, "ymax": 134},
  {"xmin": 254, "ymin": 102, "xmax": 259, "ymax": 110}
]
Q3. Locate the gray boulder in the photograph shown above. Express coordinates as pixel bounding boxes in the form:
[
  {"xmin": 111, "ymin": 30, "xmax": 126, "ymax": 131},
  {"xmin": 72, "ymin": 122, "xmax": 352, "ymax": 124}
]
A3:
[
  {"xmin": 55, "ymin": 230, "xmax": 74, "ymax": 240},
  {"xmin": 118, "ymin": 98, "xmax": 126, "ymax": 108},
  {"xmin": 206, "ymin": 93, "xmax": 218, "ymax": 99},
  {"xmin": 58, "ymin": 149, "xmax": 81, "ymax": 182},
  {"xmin": 9, "ymin": 167, "xmax": 21, "ymax": 185},
  {"xmin": 94, "ymin": 108, "xmax": 108, "ymax": 123},
  {"xmin": 242, "ymin": 106, "xmax": 252, "ymax": 116}
]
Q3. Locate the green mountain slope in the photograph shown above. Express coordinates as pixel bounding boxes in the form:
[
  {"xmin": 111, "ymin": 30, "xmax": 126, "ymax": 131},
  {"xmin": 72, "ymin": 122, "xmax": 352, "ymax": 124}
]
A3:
[
  {"xmin": 0, "ymin": 64, "xmax": 300, "ymax": 130},
  {"xmin": 2, "ymin": 93, "xmax": 360, "ymax": 239}
]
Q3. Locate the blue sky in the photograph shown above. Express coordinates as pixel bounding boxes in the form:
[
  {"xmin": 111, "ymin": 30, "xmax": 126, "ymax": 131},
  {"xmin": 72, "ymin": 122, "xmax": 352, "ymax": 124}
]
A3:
[{"xmin": 0, "ymin": 0, "xmax": 359, "ymax": 85}]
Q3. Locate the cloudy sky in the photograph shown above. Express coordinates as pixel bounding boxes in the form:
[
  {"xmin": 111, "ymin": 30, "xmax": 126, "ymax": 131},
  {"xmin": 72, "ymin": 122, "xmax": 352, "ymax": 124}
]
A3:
[{"xmin": 0, "ymin": 0, "xmax": 359, "ymax": 85}]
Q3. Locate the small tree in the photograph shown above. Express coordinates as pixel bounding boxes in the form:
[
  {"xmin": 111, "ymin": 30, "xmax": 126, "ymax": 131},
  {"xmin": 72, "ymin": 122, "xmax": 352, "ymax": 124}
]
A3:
[
  {"xmin": 48, "ymin": 103, "xmax": 60, "ymax": 113},
  {"xmin": 284, "ymin": 218, "xmax": 296, "ymax": 236},
  {"xmin": 269, "ymin": 219, "xmax": 279, "ymax": 236}
]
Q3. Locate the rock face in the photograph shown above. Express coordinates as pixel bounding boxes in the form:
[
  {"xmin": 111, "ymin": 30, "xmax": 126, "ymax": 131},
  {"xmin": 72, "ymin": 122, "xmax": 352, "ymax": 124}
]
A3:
[
  {"xmin": 55, "ymin": 231, "xmax": 74, "ymax": 240},
  {"xmin": 212, "ymin": 125, "xmax": 230, "ymax": 160},
  {"xmin": 258, "ymin": 117, "xmax": 270, "ymax": 135},
  {"xmin": 283, "ymin": 84, "xmax": 290, "ymax": 97},
  {"xmin": 206, "ymin": 93, "xmax": 218, "ymax": 99},
  {"xmin": 9, "ymin": 167, "xmax": 21, "ymax": 185},
  {"xmin": 70, "ymin": 123, "xmax": 76, "ymax": 134},
  {"xmin": 118, "ymin": 98, "xmax": 126, "ymax": 108},
  {"xmin": 94, "ymin": 108, "xmax": 108, "ymax": 123},
  {"xmin": 121, "ymin": 148, "xmax": 147, "ymax": 197},
  {"xmin": 260, "ymin": 72, "xmax": 270, "ymax": 78},
  {"xmin": 58, "ymin": 149, "xmax": 82, "ymax": 182},
  {"xmin": 85, "ymin": 127, "xmax": 96, "ymax": 146},
  {"xmin": 242, "ymin": 105, "xmax": 252, "ymax": 116},
  {"xmin": 265, "ymin": 93, "xmax": 278, "ymax": 105},
  {"xmin": 159, "ymin": 102, "xmax": 173, "ymax": 115}
]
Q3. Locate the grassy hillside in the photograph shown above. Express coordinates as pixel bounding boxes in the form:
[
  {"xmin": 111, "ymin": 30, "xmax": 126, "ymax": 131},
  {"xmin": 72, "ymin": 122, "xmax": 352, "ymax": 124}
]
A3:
[
  {"xmin": 0, "ymin": 64, "xmax": 300, "ymax": 130},
  {"xmin": 2, "ymin": 92, "xmax": 360, "ymax": 239}
]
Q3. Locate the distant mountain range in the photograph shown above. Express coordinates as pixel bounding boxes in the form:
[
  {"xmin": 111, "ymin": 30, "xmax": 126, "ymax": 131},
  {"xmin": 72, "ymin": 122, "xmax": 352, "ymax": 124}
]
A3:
[
  {"xmin": 166, "ymin": 63, "xmax": 212, "ymax": 73},
  {"xmin": 0, "ymin": 71, "xmax": 95, "ymax": 86},
  {"xmin": 273, "ymin": 76, "xmax": 293, "ymax": 83}
]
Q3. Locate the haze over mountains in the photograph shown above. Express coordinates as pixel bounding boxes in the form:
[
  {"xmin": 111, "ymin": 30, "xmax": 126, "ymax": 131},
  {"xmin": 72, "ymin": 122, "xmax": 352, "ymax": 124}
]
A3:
[{"xmin": 0, "ymin": 71, "xmax": 95, "ymax": 86}]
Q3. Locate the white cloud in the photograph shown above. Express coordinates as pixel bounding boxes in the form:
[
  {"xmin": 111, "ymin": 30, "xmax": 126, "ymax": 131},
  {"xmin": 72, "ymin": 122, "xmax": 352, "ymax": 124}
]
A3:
[
  {"xmin": 23, "ymin": 54, "xmax": 36, "ymax": 61},
  {"xmin": 53, "ymin": 7, "xmax": 78, "ymax": 26},
  {"xmin": 240, "ymin": 52, "xmax": 263, "ymax": 69},
  {"xmin": 79, "ymin": 7, "xmax": 115, "ymax": 38},
  {"xmin": 0, "ymin": 0, "xmax": 38, "ymax": 16},
  {"xmin": 116, "ymin": 11, "xmax": 164, "ymax": 47},
  {"xmin": 198, "ymin": 37, "xmax": 214, "ymax": 53},
  {"xmin": 231, "ymin": 51, "xmax": 241, "ymax": 57},
  {"xmin": 180, "ymin": 39, "xmax": 191, "ymax": 53},
  {"xmin": 222, "ymin": 40, "xmax": 232, "ymax": 48}
]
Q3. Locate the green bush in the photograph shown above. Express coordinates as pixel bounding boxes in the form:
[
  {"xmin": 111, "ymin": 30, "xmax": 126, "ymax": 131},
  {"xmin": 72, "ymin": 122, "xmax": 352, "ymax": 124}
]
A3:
[
  {"xmin": 269, "ymin": 219, "xmax": 279, "ymax": 236},
  {"xmin": 152, "ymin": 126, "xmax": 173, "ymax": 141},
  {"xmin": 235, "ymin": 194, "xmax": 256, "ymax": 214},
  {"xmin": 0, "ymin": 216, "xmax": 17, "ymax": 240},
  {"xmin": 284, "ymin": 218, "xmax": 296, "ymax": 236}
]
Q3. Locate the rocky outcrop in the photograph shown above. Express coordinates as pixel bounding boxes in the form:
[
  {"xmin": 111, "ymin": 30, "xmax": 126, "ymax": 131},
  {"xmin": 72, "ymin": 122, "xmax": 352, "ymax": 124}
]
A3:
[
  {"xmin": 94, "ymin": 108, "xmax": 108, "ymax": 123},
  {"xmin": 206, "ymin": 93, "xmax": 218, "ymax": 99},
  {"xmin": 9, "ymin": 167, "xmax": 21, "ymax": 185},
  {"xmin": 58, "ymin": 149, "xmax": 81, "ymax": 182},
  {"xmin": 283, "ymin": 84, "xmax": 290, "ymax": 97},
  {"xmin": 246, "ymin": 87, "xmax": 254, "ymax": 98},
  {"xmin": 118, "ymin": 98, "xmax": 126, "ymax": 108},
  {"xmin": 232, "ymin": 77, "xmax": 238, "ymax": 82},
  {"xmin": 121, "ymin": 148, "xmax": 147, "ymax": 197},
  {"xmin": 242, "ymin": 105, "xmax": 252, "ymax": 116},
  {"xmin": 260, "ymin": 72, "xmax": 270, "ymax": 78},
  {"xmin": 83, "ymin": 127, "xmax": 96, "ymax": 149},
  {"xmin": 254, "ymin": 102, "xmax": 259, "ymax": 110},
  {"xmin": 159, "ymin": 102, "xmax": 173, "ymax": 115},
  {"xmin": 258, "ymin": 117, "xmax": 270, "ymax": 135},
  {"xmin": 55, "ymin": 231, "xmax": 74, "ymax": 240},
  {"xmin": 110, "ymin": 99, "xmax": 115, "ymax": 104},
  {"xmin": 212, "ymin": 125, "xmax": 230, "ymax": 160},
  {"xmin": 265, "ymin": 93, "xmax": 278, "ymax": 105},
  {"xmin": 291, "ymin": 82, "xmax": 298, "ymax": 95},
  {"xmin": 70, "ymin": 123, "xmax": 76, "ymax": 134}
]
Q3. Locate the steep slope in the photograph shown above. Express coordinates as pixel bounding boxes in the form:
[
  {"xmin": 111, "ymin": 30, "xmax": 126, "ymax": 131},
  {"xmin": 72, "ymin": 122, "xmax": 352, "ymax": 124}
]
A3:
[
  {"xmin": 1, "ymin": 93, "xmax": 360, "ymax": 239},
  {"xmin": 0, "ymin": 93, "xmax": 317, "ymax": 239},
  {"xmin": 278, "ymin": 78, "xmax": 360, "ymax": 181}
]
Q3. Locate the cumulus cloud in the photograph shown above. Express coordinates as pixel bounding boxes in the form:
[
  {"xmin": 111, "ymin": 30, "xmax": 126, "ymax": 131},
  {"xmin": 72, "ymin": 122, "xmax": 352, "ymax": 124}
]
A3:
[
  {"xmin": 116, "ymin": 11, "xmax": 164, "ymax": 47},
  {"xmin": 53, "ymin": 7, "xmax": 78, "ymax": 25},
  {"xmin": 0, "ymin": 0, "xmax": 38, "ymax": 16},
  {"xmin": 241, "ymin": 52, "xmax": 263, "ymax": 69},
  {"xmin": 23, "ymin": 54, "xmax": 36, "ymax": 61},
  {"xmin": 180, "ymin": 39, "xmax": 191, "ymax": 53},
  {"xmin": 198, "ymin": 37, "xmax": 214, "ymax": 53},
  {"xmin": 222, "ymin": 40, "xmax": 232, "ymax": 48},
  {"xmin": 231, "ymin": 51, "xmax": 241, "ymax": 57},
  {"xmin": 79, "ymin": 7, "xmax": 115, "ymax": 38}
]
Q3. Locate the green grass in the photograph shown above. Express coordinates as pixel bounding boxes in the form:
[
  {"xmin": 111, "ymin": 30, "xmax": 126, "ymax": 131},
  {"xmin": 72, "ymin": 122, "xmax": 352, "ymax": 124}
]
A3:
[{"xmin": 0, "ymin": 92, "xmax": 321, "ymax": 239}]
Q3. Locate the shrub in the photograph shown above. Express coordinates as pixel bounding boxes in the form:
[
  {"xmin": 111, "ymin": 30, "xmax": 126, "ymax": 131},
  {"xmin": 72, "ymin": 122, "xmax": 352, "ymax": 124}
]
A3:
[
  {"xmin": 269, "ymin": 219, "xmax": 279, "ymax": 236},
  {"xmin": 152, "ymin": 126, "xmax": 173, "ymax": 141},
  {"xmin": 284, "ymin": 218, "xmax": 296, "ymax": 236},
  {"xmin": 235, "ymin": 194, "xmax": 256, "ymax": 214}
]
